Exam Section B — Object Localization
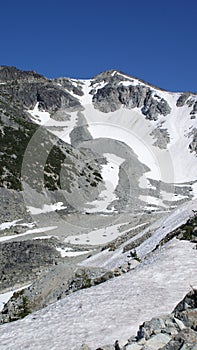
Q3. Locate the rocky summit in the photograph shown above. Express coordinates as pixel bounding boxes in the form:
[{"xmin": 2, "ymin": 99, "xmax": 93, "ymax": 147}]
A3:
[{"xmin": 0, "ymin": 66, "xmax": 196, "ymax": 350}]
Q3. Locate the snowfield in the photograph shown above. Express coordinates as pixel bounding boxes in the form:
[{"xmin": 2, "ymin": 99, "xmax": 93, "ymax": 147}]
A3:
[{"xmin": 0, "ymin": 238, "xmax": 196, "ymax": 350}]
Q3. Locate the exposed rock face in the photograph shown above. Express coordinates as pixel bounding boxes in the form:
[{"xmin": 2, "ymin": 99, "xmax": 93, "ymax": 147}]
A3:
[
  {"xmin": 54, "ymin": 77, "xmax": 84, "ymax": 97},
  {"xmin": 0, "ymin": 69, "xmax": 103, "ymax": 193},
  {"xmin": 92, "ymin": 83, "xmax": 171, "ymax": 120},
  {"xmin": 0, "ymin": 65, "xmax": 81, "ymax": 111},
  {"xmin": 150, "ymin": 128, "xmax": 170, "ymax": 149},
  {"xmin": 191, "ymin": 101, "xmax": 197, "ymax": 117},
  {"xmin": 176, "ymin": 92, "xmax": 192, "ymax": 107},
  {"xmin": 0, "ymin": 238, "xmax": 61, "ymax": 290},
  {"xmin": 0, "ymin": 66, "xmax": 43, "ymax": 82},
  {"xmin": 189, "ymin": 128, "xmax": 197, "ymax": 155}
]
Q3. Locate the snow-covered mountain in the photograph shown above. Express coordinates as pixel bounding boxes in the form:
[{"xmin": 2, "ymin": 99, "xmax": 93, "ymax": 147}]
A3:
[{"xmin": 0, "ymin": 66, "xmax": 196, "ymax": 349}]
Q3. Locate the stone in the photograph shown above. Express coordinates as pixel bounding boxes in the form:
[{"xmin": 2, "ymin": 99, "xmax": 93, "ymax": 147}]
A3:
[
  {"xmin": 176, "ymin": 92, "xmax": 191, "ymax": 107},
  {"xmin": 145, "ymin": 333, "xmax": 171, "ymax": 349},
  {"xmin": 124, "ymin": 344, "xmax": 142, "ymax": 350},
  {"xmin": 79, "ymin": 344, "xmax": 91, "ymax": 350},
  {"xmin": 92, "ymin": 78, "xmax": 171, "ymax": 120},
  {"xmin": 174, "ymin": 317, "xmax": 186, "ymax": 331},
  {"xmin": 178, "ymin": 309, "xmax": 197, "ymax": 330}
]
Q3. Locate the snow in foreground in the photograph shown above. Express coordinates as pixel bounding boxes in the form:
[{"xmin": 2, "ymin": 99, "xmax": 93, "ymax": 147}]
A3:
[{"xmin": 0, "ymin": 239, "xmax": 196, "ymax": 350}]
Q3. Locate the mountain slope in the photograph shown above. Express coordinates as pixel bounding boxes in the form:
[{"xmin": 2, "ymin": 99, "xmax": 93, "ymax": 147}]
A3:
[{"xmin": 0, "ymin": 66, "xmax": 196, "ymax": 350}]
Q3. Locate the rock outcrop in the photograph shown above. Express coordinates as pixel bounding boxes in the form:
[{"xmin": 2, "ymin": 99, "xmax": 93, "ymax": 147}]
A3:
[{"xmin": 93, "ymin": 83, "xmax": 171, "ymax": 120}]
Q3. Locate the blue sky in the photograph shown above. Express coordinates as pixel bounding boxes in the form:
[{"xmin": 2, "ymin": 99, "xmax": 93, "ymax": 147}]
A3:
[{"xmin": 1, "ymin": 0, "xmax": 196, "ymax": 92}]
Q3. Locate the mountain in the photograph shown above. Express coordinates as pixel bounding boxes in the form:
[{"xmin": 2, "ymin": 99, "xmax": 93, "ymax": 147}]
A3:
[{"xmin": 0, "ymin": 66, "xmax": 196, "ymax": 349}]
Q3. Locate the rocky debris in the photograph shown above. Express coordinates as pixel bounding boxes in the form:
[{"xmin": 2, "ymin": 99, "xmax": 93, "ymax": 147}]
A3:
[
  {"xmin": 136, "ymin": 315, "xmax": 182, "ymax": 340},
  {"xmin": 0, "ymin": 238, "xmax": 61, "ymax": 291},
  {"xmin": 92, "ymin": 83, "xmax": 171, "ymax": 120},
  {"xmin": 161, "ymin": 328, "xmax": 197, "ymax": 350}
]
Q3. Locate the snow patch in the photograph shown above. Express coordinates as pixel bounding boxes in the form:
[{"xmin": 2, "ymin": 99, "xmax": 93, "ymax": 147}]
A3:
[
  {"xmin": 27, "ymin": 202, "xmax": 67, "ymax": 215},
  {"xmin": 0, "ymin": 239, "xmax": 196, "ymax": 350},
  {"xmin": 28, "ymin": 102, "xmax": 51, "ymax": 125},
  {"xmin": 85, "ymin": 153, "xmax": 124, "ymax": 213},
  {"xmin": 0, "ymin": 226, "xmax": 57, "ymax": 243},
  {"xmin": 64, "ymin": 222, "xmax": 147, "ymax": 246},
  {"xmin": 56, "ymin": 247, "xmax": 91, "ymax": 257}
]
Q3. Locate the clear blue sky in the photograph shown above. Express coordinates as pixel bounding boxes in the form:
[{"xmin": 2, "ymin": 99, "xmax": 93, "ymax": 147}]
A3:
[{"xmin": 1, "ymin": 0, "xmax": 197, "ymax": 92}]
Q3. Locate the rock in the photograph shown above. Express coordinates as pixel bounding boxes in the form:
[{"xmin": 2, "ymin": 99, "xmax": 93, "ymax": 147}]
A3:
[
  {"xmin": 0, "ymin": 239, "xmax": 61, "ymax": 291},
  {"xmin": 79, "ymin": 344, "xmax": 91, "ymax": 350},
  {"xmin": 124, "ymin": 344, "xmax": 142, "ymax": 350},
  {"xmin": 176, "ymin": 309, "xmax": 197, "ymax": 330},
  {"xmin": 174, "ymin": 317, "xmax": 186, "ymax": 331},
  {"xmin": 161, "ymin": 328, "xmax": 197, "ymax": 349},
  {"xmin": 145, "ymin": 333, "xmax": 171, "ymax": 349},
  {"xmin": 190, "ymin": 101, "xmax": 197, "ymax": 115},
  {"xmin": 92, "ymin": 79, "xmax": 171, "ymax": 120},
  {"xmin": 176, "ymin": 92, "xmax": 191, "ymax": 107},
  {"xmin": 189, "ymin": 128, "xmax": 197, "ymax": 155},
  {"xmin": 115, "ymin": 340, "xmax": 121, "ymax": 350},
  {"xmin": 150, "ymin": 128, "xmax": 170, "ymax": 149},
  {"xmin": 97, "ymin": 346, "xmax": 115, "ymax": 350}
]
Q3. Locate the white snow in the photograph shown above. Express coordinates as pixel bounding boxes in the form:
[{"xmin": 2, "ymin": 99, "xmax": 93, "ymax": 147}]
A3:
[
  {"xmin": 79, "ymin": 80, "xmax": 93, "ymax": 105},
  {"xmin": 140, "ymin": 195, "xmax": 166, "ymax": 208},
  {"xmin": 28, "ymin": 102, "xmax": 51, "ymax": 125},
  {"xmin": 0, "ymin": 226, "xmax": 57, "ymax": 243},
  {"xmin": 0, "ymin": 219, "xmax": 22, "ymax": 231},
  {"xmin": 64, "ymin": 222, "xmax": 147, "ymax": 246},
  {"xmin": 27, "ymin": 202, "xmax": 67, "ymax": 215},
  {"xmin": 138, "ymin": 176, "xmax": 156, "ymax": 190},
  {"xmin": 136, "ymin": 199, "xmax": 197, "ymax": 259},
  {"xmin": 32, "ymin": 235, "xmax": 53, "ymax": 240},
  {"xmin": 161, "ymin": 190, "xmax": 187, "ymax": 202},
  {"xmin": 56, "ymin": 247, "xmax": 91, "ymax": 257},
  {"xmin": 0, "ymin": 220, "xmax": 35, "ymax": 231},
  {"xmin": 87, "ymin": 118, "xmax": 162, "ymax": 181},
  {"xmin": 27, "ymin": 81, "xmax": 197, "ymax": 186},
  {"xmin": 0, "ymin": 238, "xmax": 196, "ymax": 350},
  {"xmin": 80, "ymin": 199, "xmax": 196, "ymax": 269},
  {"xmin": 0, "ymin": 284, "xmax": 31, "ymax": 312},
  {"xmin": 85, "ymin": 153, "xmax": 125, "ymax": 213}
]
